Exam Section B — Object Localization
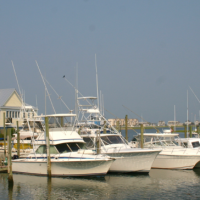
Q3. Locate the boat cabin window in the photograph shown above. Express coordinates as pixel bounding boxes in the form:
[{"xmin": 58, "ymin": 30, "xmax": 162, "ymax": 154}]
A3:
[
  {"xmin": 55, "ymin": 143, "xmax": 86, "ymax": 153},
  {"xmin": 137, "ymin": 136, "xmax": 179, "ymax": 148},
  {"xmin": 101, "ymin": 135, "xmax": 124, "ymax": 145},
  {"xmin": 82, "ymin": 137, "xmax": 95, "ymax": 148},
  {"xmin": 100, "ymin": 130, "xmax": 111, "ymax": 134},
  {"xmin": 192, "ymin": 141, "xmax": 200, "ymax": 148},
  {"xmin": 23, "ymin": 137, "xmax": 31, "ymax": 141},
  {"xmin": 183, "ymin": 142, "xmax": 188, "ymax": 148},
  {"xmin": 36, "ymin": 145, "xmax": 58, "ymax": 154}
]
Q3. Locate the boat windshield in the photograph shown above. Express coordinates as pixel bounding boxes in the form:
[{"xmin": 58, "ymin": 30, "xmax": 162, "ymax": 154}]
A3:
[
  {"xmin": 55, "ymin": 143, "xmax": 86, "ymax": 153},
  {"xmin": 36, "ymin": 145, "xmax": 58, "ymax": 154},
  {"xmin": 138, "ymin": 136, "xmax": 179, "ymax": 148},
  {"xmin": 101, "ymin": 135, "xmax": 124, "ymax": 145},
  {"xmin": 82, "ymin": 137, "xmax": 95, "ymax": 148},
  {"xmin": 192, "ymin": 141, "xmax": 200, "ymax": 148}
]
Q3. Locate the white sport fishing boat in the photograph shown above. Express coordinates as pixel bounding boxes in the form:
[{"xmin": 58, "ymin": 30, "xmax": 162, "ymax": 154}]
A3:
[
  {"xmin": 12, "ymin": 114, "xmax": 114, "ymax": 176},
  {"xmin": 129, "ymin": 133, "xmax": 200, "ymax": 169},
  {"xmin": 77, "ymin": 97, "xmax": 161, "ymax": 173}
]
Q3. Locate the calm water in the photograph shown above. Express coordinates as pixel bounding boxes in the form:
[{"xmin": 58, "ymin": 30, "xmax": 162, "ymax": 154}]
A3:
[
  {"xmin": 1, "ymin": 129, "xmax": 199, "ymax": 200},
  {"xmin": 1, "ymin": 169, "xmax": 200, "ymax": 199}
]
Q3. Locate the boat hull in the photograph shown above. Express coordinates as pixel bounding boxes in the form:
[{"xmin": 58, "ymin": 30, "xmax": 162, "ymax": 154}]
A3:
[
  {"xmin": 102, "ymin": 150, "xmax": 160, "ymax": 173},
  {"xmin": 12, "ymin": 159, "xmax": 113, "ymax": 176},
  {"xmin": 151, "ymin": 150, "xmax": 200, "ymax": 169}
]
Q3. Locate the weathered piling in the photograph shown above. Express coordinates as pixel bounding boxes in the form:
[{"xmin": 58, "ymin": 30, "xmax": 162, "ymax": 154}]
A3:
[
  {"xmin": 3, "ymin": 113, "xmax": 6, "ymax": 158},
  {"xmin": 189, "ymin": 125, "xmax": 192, "ymax": 138},
  {"xmin": 96, "ymin": 130, "xmax": 101, "ymax": 154},
  {"xmin": 103, "ymin": 120, "xmax": 106, "ymax": 133},
  {"xmin": 7, "ymin": 128, "xmax": 13, "ymax": 184},
  {"xmin": 17, "ymin": 121, "xmax": 20, "ymax": 158},
  {"xmin": 197, "ymin": 125, "xmax": 200, "ymax": 136},
  {"xmin": 125, "ymin": 115, "xmax": 128, "ymax": 141},
  {"xmin": 184, "ymin": 125, "xmax": 187, "ymax": 138},
  {"xmin": 140, "ymin": 124, "xmax": 144, "ymax": 148},
  {"xmin": 45, "ymin": 117, "xmax": 51, "ymax": 178}
]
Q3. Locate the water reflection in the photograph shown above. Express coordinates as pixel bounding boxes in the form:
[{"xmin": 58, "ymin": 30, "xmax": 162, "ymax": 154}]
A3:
[{"xmin": 0, "ymin": 169, "xmax": 200, "ymax": 199}]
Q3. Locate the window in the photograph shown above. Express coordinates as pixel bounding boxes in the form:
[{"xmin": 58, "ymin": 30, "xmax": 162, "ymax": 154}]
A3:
[
  {"xmin": 101, "ymin": 136, "xmax": 124, "ymax": 145},
  {"xmin": 15, "ymin": 111, "xmax": 17, "ymax": 118},
  {"xmin": 83, "ymin": 137, "xmax": 94, "ymax": 148},
  {"xmin": 55, "ymin": 143, "xmax": 70, "ymax": 153},
  {"xmin": 6, "ymin": 111, "xmax": 9, "ymax": 118},
  {"xmin": 55, "ymin": 143, "xmax": 86, "ymax": 153},
  {"xmin": 36, "ymin": 145, "xmax": 58, "ymax": 154},
  {"xmin": 192, "ymin": 141, "xmax": 200, "ymax": 148}
]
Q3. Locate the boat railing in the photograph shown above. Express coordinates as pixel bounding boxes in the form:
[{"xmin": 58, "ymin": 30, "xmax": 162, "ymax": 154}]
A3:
[{"xmin": 80, "ymin": 149, "xmax": 85, "ymax": 160}]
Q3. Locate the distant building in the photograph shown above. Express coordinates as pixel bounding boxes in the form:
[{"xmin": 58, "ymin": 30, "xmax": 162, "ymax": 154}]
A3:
[
  {"xmin": 108, "ymin": 118, "xmax": 139, "ymax": 126},
  {"xmin": 168, "ymin": 121, "xmax": 183, "ymax": 126},
  {"xmin": 0, "ymin": 88, "xmax": 38, "ymax": 130},
  {"xmin": 157, "ymin": 121, "xmax": 166, "ymax": 126}
]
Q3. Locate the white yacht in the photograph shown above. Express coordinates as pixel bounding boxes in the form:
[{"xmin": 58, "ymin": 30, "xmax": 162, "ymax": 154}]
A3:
[
  {"xmin": 12, "ymin": 114, "xmax": 114, "ymax": 176},
  {"xmin": 77, "ymin": 97, "xmax": 161, "ymax": 173},
  {"xmin": 129, "ymin": 133, "xmax": 200, "ymax": 169}
]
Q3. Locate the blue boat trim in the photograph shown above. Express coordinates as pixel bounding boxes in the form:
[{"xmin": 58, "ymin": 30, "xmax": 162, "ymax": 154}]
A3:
[
  {"xmin": 36, "ymin": 139, "xmax": 83, "ymax": 142},
  {"xmin": 25, "ymin": 157, "xmax": 95, "ymax": 160}
]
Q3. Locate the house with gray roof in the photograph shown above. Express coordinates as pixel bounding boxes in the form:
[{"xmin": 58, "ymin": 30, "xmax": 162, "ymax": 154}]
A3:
[{"xmin": 0, "ymin": 88, "xmax": 38, "ymax": 130}]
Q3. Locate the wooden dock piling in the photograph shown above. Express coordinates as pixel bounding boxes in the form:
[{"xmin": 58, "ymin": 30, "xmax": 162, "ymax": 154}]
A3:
[
  {"xmin": 17, "ymin": 121, "xmax": 20, "ymax": 158},
  {"xmin": 45, "ymin": 117, "xmax": 51, "ymax": 178},
  {"xmin": 125, "ymin": 115, "xmax": 128, "ymax": 141},
  {"xmin": 96, "ymin": 130, "xmax": 101, "ymax": 154},
  {"xmin": 184, "ymin": 125, "xmax": 187, "ymax": 138},
  {"xmin": 189, "ymin": 125, "xmax": 192, "ymax": 138},
  {"xmin": 197, "ymin": 125, "xmax": 199, "ymax": 136},
  {"xmin": 140, "ymin": 124, "xmax": 144, "ymax": 148},
  {"xmin": 103, "ymin": 120, "xmax": 106, "ymax": 133},
  {"xmin": 7, "ymin": 128, "xmax": 13, "ymax": 184},
  {"xmin": 3, "ymin": 113, "xmax": 6, "ymax": 158}
]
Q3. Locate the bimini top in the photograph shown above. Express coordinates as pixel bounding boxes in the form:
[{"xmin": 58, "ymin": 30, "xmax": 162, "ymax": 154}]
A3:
[
  {"xmin": 41, "ymin": 113, "xmax": 77, "ymax": 117},
  {"xmin": 77, "ymin": 96, "xmax": 97, "ymax": 100},
  {"xmin": 137, "ymin": 133, "xmax": 179, "ymax": 137}
]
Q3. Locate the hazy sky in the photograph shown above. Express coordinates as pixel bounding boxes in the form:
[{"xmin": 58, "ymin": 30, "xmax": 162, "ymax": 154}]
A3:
[{"xmin": 1, "ymin": 0, "xmax": 200, "ymax": 123}]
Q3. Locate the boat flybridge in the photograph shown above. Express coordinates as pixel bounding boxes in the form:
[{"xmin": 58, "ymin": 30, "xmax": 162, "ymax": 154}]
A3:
[
  {"xmin": 129, "ymin": 133, "xmax": 200, "ymax": 169},
  {"xmin": 76, "ymin": 96, "xmax": 161, "ymax": 173},
  {"xmin": 12, "ymin": 113, "xmax": 114, "ymax": 177},
  {"xmin": 158, "ymin": 128, "xmax": 200, "ymax": 149}
]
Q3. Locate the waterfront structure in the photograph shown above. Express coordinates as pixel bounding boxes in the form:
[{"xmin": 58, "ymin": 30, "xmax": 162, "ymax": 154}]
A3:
[
  {"xmin": 167, "ymin": 121, "xmax": 183, "ymax": 126},
  {"xmin": 108, "ymin": 118, "xmax": 139, "ymax": 126},
  {"xmin": 0, "ymin": 88, "xmax": 38, "ymax": 131},
  {"xmin": 157, "ymin": 121, "xmax": 166, "ymax": 126}
]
